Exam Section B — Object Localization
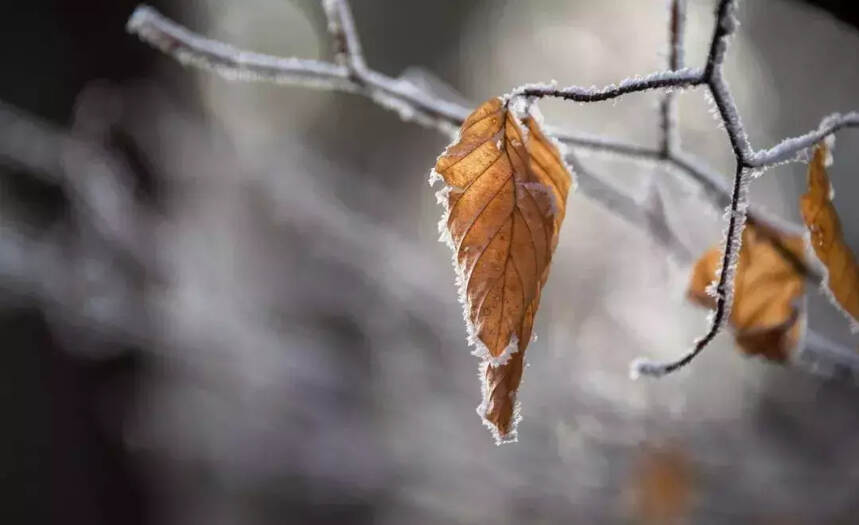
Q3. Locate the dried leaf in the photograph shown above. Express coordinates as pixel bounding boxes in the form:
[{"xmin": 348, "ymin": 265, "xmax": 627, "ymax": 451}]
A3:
[
  {"xmin": 631, "ymin": 446, "xmax": 694, "ymax": 524},
  {"xmin": 688, "ymin": 225, "xmax": 806, "ymax": 362},
  {"xmin": 432, "ymin": 97, "xmax": 573, "ymax": 443},
  {"xmin": 800, "ymin": 142, "xmax": 859, "ymax": 328}
]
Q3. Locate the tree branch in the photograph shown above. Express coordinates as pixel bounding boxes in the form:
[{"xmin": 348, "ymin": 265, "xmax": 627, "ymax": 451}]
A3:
[
  {"xmin": 512, "ymin": 68, "xmax": 703, "ymax": 103},
  {"xmin": 634, "ymin": 0, "xmax": 752, "ymax": 377},
  {"xmin": 660, "ymin": 0, "xmax": 686, "ymax": 156},
  {"xmin": 567, "ymin": 153, "xmax": 692, "ymax": 261},
  {"xmin": 124, "ymin": 1, "xmax": 859, "ymax": 380},
  {"xmin": 748, "ymin": 112, "xmax": 859, "ymax": 167},
  {"xmin": 321, "ymin": 0, "xmax": 367, "ymax": 73},
  {"xmin": 633, "ymin": 163, "xmax": 750, "ymax": 377}
]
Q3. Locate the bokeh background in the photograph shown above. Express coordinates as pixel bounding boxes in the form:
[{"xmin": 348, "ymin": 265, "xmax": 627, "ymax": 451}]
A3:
[{"xmin": 2, "ymin": 0, "xmax": 859, "ymax": 523}]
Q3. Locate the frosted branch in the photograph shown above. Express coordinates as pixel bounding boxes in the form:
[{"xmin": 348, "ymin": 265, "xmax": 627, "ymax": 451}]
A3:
[
  {"xmin": 126, "ymin": 5, "xmax": 469, "ymax": 133},
  {"xmin": 512, "ymin": 68, "xmax": 704, "ymax": 103},
  {"xmin": 123, "ymin": 0, "xmax": 859, "ymax": 380},
  {"xmin": 634, "ymin": 164, "xmax": 750, "ymax": 377},
  {"xmin": 709, "ymin": 69, "xmax": 754, "ymax": 162},
  {"xmin": 704, "ymin": 0, "xmax": 740, "ymax": 79},
  {"xmin": 127, "ymin": 6, "xmax": 354, "ymax": 89},
  {"xmin": 748, "ymin": 112, "xmax": 859, "ymax": 167},
  {"xmin": 321, "ymin": 0, "xmax": 367, "ymax": 72},
  {"xmin": 635, "ymin": 0, "xmax": 750, "ymax": 376}
]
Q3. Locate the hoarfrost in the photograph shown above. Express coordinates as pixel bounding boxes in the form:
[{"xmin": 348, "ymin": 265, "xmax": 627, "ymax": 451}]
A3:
[{"xmin": 824, "ymin": 133, "xmax": 836, "ymax": 167}]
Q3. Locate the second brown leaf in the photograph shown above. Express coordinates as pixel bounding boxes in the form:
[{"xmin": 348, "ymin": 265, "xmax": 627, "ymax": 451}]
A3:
[{"xmin": 688, "ymin": 225, "xmax": 806, "ymax": 362}]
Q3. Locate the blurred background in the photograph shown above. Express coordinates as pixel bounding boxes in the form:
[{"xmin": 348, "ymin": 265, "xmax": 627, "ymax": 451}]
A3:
[{"xmin": 1, "ymin": 0, "xmax": 859, "ymax": 523}]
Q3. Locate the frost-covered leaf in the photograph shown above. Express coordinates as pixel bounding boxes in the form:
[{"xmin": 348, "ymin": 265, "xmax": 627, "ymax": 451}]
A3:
[
  {"xmin": 431, "ymin": 96, "xmax": 573, "ymax": 443},
  {"xmin": 688, "ymin": 225, "xmax": 806, "ymax": 362},
  {"xmin": 800, "ymin": 142, "xmax": 859, "ymax": 328}
]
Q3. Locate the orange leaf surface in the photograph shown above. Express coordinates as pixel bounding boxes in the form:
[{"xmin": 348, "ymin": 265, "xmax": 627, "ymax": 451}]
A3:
[
  {"xmin": 800, "ymin": 142, "xmax": 859, "ymax": 328},
  {"xmin": 688, "ymin": 225, "xmax": 806, "ymax": 362},
  {"xmin": 432, "ymin": 97, "xmax": 573, "ymax": 443}
]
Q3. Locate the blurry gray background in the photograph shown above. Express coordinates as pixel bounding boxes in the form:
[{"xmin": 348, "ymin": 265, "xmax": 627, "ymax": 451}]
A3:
[{"xmin": 1, "ymin": 1, "xmax": 859, "ymax": 523}]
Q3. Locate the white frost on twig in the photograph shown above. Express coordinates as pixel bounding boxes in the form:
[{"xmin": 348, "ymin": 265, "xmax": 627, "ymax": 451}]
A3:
[{"xmin": 749, "ymin": 112, "xmax": 859, "ymax": 168}]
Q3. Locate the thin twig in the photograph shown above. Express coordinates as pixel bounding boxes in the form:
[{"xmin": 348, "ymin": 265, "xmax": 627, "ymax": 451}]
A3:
[
  {"xmin": 633, "ymin": 0, "xmax": 748, "ymax": 377},
  {"xmin": 634, "ymin": 163, "xmax": 749, "ymax": 377},
  {"xmin": 513, "ymin": 69, "xmax": 704, "ymax": 102},
  {"xmin": 321, "ymin": 0, "xmax": 366, "ymax": 72},
  {"xmin": 748, "ymin": 112, "xmax": 859, "ymax": 167},
  {"xmin": 552, "ymin": 129, "xmax": 665, "ymax": 159},
  {"xmin": 660, "ymin": 0, "xmax": 686, "ymax": 156},
  {"xmin": 127, "ymin": 5, "xmax": 470, "ymax": 134}
]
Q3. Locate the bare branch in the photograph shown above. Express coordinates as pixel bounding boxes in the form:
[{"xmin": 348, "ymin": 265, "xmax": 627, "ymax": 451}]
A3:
[
  {"xmin": 127, "ymin": 6, "xmax": 354, "ymax": 88},
  {"xmin": 321, "ymin": 0, "xmax": 367, "ymax": 73},
  {"xmin": 633, "ymin": 163, "xmax": 749, "ymax": 378},
  {"xmin": 0, "ymin": 99, "xmax": 65, "ymax": 177},
  {"xmin": 709, "ymin": 70, "xmax": 753, "ymax": 162},
  {"xmin": 126, "ymin": 5, "xmax": 469, "ymax": 134},
  {"xmin": 635, "ymin": 0, "xmax": 750, "ymax": 377},
  {"xmin": 659, "ymin": 0, "xmax": 686, "ymax": 156},
  {"xmin": 748, "ymin": 112, "xmax": 859, "ymax": 167},
  {"xmin": 704, "ymin": 0, "xmax": 740, "ymax": 80},
  {"xmin": 799, "ymin": 331, "xmax": 859, "ymax": 383},
  {"xmin": 568, "ymin": 154, "xmax": 691, "ymax": 260},
  {"xmin": 123, "ymin": 1, "xmax": 859, "ymax": 380},
  {"xmin": 551, "ymin": 129, "xmax": 664, "ymax": 160},
  {"xmin": 513, "ymin": 68, "xmax": 704, "ymax": 103}
]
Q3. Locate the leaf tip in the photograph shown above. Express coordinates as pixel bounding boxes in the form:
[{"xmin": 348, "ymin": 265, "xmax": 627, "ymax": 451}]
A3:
[{"xmin": 476, "ymin": 360, "xmax": 522, "ymax": 445}]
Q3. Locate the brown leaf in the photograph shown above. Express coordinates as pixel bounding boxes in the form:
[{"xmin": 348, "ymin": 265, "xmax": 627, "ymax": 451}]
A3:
[
  {"xmin": 631, "ymin": 446, "xmax": 694, "ymax": 524},
  {"xmin": 688, "ymin": 225, "xmax": 806, "ymax": 362},
  {"xmin": 800, "ymin": 142, "xmax": 859, "ymax": 327},
  {"xmin": 432, "ymin": 97, "xmax": 573, "ymax": 443}
]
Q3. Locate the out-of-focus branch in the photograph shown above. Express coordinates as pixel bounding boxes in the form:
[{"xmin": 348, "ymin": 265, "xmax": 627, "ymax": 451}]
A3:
[
  {"xmin": 568, "ymin": 154, "xmax": 692, "ymax": 262},
  {"xmin": 321, "ymin": 0, "xmax": 366, "ymax": 73},
  {"xmin": 123, "ymin": 1, "xmax": 859, "ymax": 379},
  {"xmin": 0, "ymin": 99, "xmax": 151, "ymax": 271},
  {"xmin": 660, "ymin": 0, "xmax": 686, "ymax": 156}
]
